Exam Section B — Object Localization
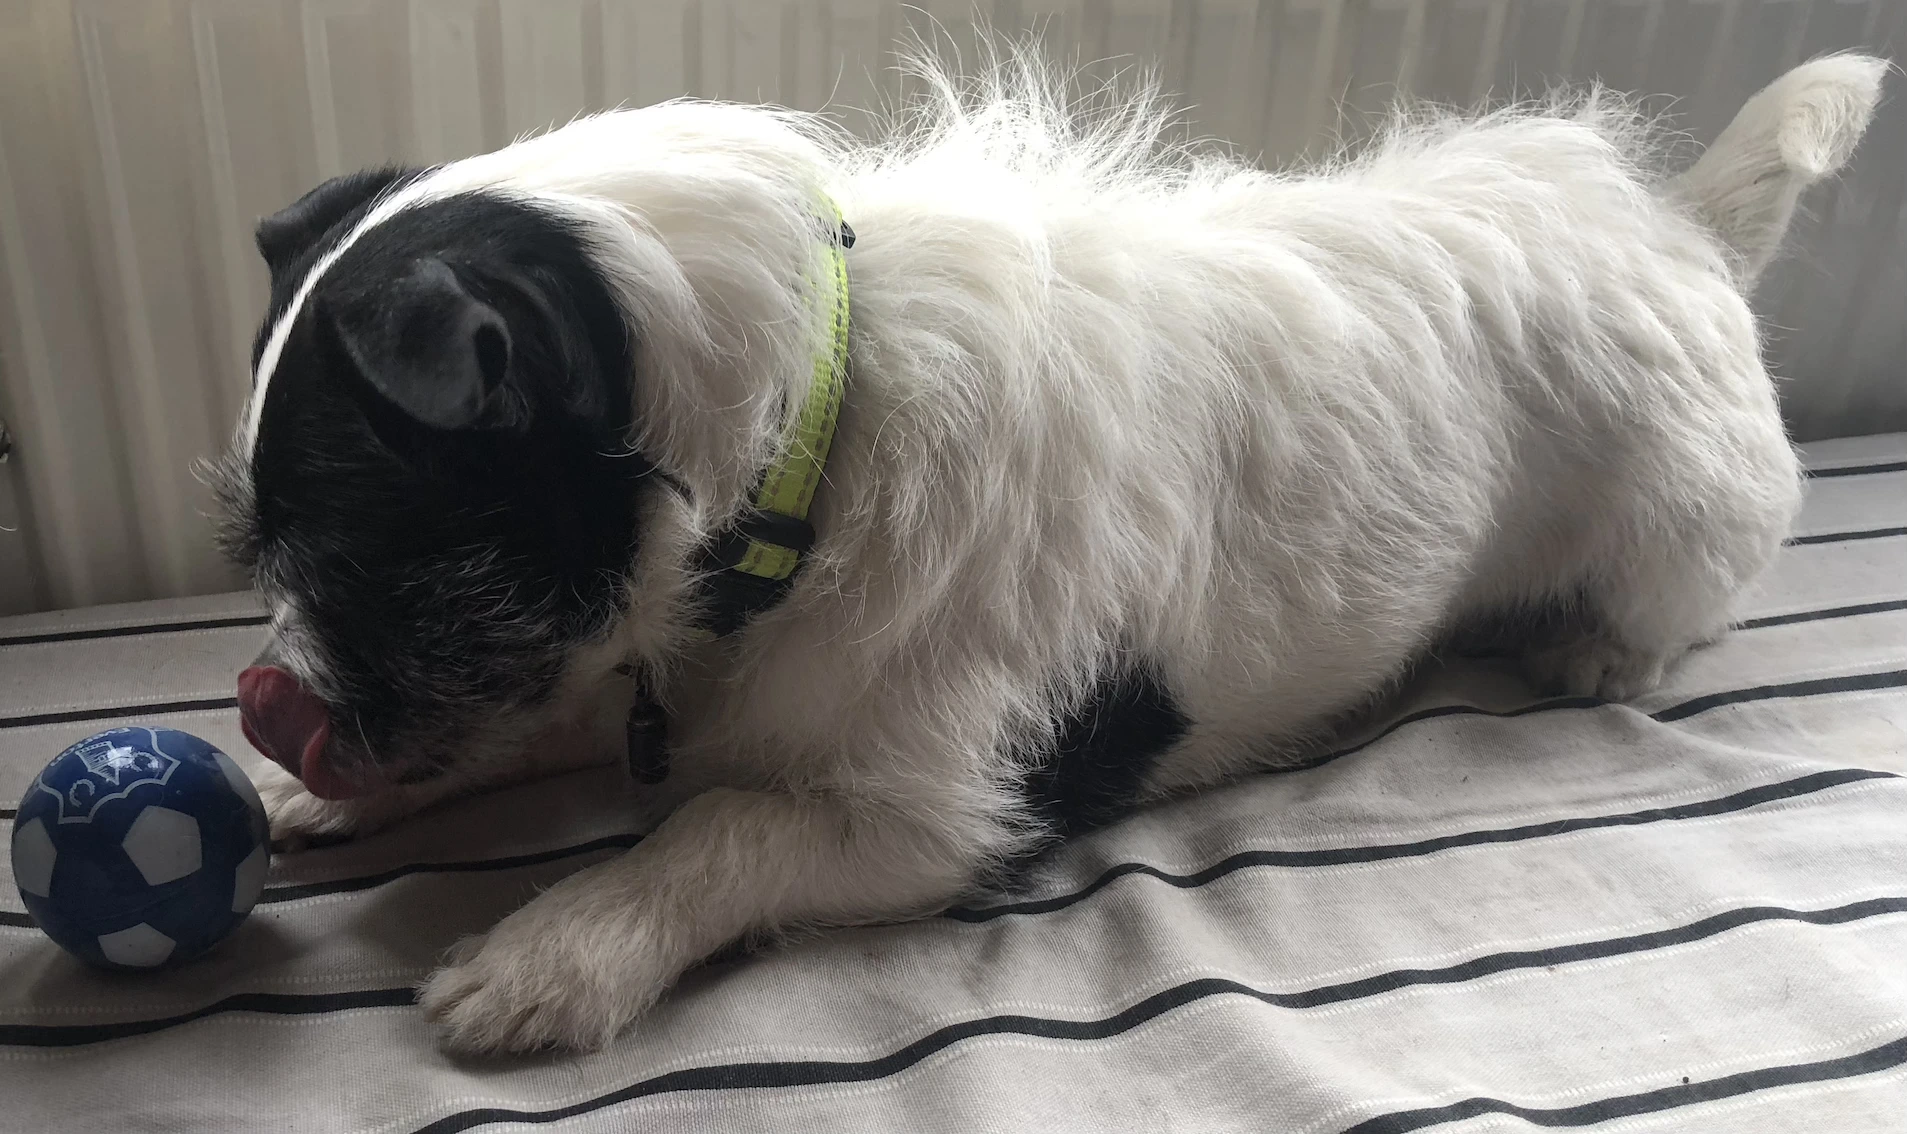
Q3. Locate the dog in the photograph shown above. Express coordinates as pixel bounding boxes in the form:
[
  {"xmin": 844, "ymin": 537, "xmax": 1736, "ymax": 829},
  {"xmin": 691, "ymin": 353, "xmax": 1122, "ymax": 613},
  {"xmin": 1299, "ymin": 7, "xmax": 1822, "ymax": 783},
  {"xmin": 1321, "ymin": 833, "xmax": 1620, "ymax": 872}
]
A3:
[{"xmin": 206, "ymin": 49, "xmax": 1886, "ymax": 1054}]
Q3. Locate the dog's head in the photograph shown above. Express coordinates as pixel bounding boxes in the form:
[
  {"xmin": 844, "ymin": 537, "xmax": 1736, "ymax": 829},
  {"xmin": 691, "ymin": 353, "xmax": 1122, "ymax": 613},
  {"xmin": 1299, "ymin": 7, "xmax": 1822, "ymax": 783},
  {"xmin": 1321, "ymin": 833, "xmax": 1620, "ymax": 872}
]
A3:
[{"xmin": 209, "ymin": 170, "xmax": 654, "ymax": 799}]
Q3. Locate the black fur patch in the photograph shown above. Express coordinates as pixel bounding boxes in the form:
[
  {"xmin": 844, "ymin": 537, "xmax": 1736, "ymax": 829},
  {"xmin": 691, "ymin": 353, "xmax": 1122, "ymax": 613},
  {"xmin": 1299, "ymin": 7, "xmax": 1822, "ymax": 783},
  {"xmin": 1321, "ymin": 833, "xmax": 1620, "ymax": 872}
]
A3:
[
  {"xmin": 1023, "ymin": 666, "xmax": 1190, "ymax": 836},
  {"xmin": 218, "ymin": 186, "xmax": 652, "ymax": 779},
  {"xmin": 250, "ymin": 167, "xmax": 429, "ymax": 373}
]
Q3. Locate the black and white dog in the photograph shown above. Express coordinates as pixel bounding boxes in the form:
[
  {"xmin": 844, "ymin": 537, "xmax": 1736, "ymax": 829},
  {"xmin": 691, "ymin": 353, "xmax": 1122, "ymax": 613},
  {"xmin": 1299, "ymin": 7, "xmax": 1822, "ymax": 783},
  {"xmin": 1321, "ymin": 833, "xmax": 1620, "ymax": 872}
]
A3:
[{"xmin": 210, "ymin": 52, "xmax": 1885, "ymax": 1053}]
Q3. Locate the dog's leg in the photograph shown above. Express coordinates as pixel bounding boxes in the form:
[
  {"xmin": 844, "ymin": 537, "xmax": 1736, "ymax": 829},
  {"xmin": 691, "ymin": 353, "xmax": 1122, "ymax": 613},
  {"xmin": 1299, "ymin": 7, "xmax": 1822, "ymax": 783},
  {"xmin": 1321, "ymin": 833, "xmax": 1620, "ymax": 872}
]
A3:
[
  {"xmin": 1521, "ymin": 618, "xmax": 1694, "ymax": 703},
  {"xmin": 1523, "ymin": 445, "xmax": 1799, "ymax": 701},
  {"xmin": 1523, "ymin": 546, "xmax": 1760, "ymax": 701},
  {"xmin": 418, "ymin": 785, "xmax": 983, "ymax": 1054}
]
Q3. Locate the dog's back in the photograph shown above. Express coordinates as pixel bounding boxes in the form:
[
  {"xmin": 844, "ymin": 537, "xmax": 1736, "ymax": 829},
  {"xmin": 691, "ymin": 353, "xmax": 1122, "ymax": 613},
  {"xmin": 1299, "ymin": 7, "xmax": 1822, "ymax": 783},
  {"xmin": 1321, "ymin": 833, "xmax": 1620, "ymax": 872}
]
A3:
[{"xmin": 815, "ymin": 52, "xmax": 1888, "ymax": 788}]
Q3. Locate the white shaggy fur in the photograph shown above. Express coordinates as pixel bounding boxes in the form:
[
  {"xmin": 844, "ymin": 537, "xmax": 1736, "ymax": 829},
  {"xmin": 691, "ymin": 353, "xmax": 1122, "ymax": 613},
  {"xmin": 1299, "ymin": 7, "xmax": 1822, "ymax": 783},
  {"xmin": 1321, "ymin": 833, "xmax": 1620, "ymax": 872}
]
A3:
[{"xmin": 257, "ymin": 49, "xmax": 1886, "ymax": 1054}]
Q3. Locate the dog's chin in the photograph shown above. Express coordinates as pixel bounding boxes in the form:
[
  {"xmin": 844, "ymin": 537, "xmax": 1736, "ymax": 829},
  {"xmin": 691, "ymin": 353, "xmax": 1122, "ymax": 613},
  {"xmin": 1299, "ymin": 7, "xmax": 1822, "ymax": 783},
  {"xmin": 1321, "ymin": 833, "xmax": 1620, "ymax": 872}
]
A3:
[
  {"xmin": 290, "ymin": 736, "xmax": 454, "ymax": 800},
  {"xmin": 282, "ymin": 745, "xmax": 386, "ymax": 800},
  {"xmin": 297, "ymin": 757, "xmax": 375, "ymax": 801}
]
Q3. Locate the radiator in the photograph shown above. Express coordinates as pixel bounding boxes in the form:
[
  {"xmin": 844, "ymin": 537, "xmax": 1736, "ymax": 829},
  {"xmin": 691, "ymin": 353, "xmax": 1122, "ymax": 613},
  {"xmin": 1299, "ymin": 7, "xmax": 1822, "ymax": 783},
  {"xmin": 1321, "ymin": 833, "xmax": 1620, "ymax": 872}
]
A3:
[{"xmin": 0, "ymin": 0, "xmax": 1901, "ymax": 614}]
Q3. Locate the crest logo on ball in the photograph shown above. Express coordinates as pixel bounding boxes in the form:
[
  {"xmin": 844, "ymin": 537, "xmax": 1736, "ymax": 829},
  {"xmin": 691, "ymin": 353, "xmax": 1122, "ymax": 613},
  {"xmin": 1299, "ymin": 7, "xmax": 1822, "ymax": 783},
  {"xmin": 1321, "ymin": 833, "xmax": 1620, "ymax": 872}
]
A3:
[{"xmin": 38, "ymin": 728, "xmax": 183, "ymax": 824}]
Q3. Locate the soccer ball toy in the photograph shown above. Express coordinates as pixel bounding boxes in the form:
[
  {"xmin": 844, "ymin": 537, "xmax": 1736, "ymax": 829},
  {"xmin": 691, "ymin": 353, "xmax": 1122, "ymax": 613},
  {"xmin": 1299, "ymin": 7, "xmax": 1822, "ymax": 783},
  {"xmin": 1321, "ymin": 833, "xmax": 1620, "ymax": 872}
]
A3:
[{"xmin": 10, "ymin": 726, "xmax": 269, "ymax": 970}]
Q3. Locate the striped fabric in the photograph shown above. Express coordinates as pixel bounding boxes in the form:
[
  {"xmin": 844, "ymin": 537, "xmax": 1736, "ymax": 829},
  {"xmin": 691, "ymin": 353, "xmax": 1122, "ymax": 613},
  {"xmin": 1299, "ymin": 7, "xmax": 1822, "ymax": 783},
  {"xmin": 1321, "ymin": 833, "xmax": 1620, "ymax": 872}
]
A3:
[{"xmin": 3, "ymin": 434, "xmax": 1904, "ymax": 1134}]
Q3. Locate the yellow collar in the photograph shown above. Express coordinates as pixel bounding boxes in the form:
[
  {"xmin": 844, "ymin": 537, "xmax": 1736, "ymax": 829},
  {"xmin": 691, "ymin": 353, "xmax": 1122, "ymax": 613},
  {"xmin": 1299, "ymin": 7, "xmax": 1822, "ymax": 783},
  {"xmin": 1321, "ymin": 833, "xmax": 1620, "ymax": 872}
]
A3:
[{"xmin": 692, "ymin": 207, "xmax": 853, "ymax": 638}]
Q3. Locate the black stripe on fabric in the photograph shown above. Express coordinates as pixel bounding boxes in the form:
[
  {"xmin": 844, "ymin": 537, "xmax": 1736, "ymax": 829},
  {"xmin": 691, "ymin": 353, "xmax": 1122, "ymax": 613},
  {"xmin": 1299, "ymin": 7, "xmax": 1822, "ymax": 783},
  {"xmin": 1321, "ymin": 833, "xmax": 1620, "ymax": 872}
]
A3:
[
  {"xmin": 0, "ymin": 614, "xmax": 268, "ymax": 649},
  {"xmin": 1806, "ymin": 459, "xmax": 1907, "ymax": 479},
  {"xmin": 0, "ymin": 838, "xmax": 648, "ymax": 926},
  {"xmin": 0, "ymin": 988, "xmax": 414, "ymax": 1047},
  {"xmin": 1284, "ymin": 696, "xmax": 1603, "ymax": 774},
  {"xmin": 1653, "ymin": 669, "xmax": 1907, "ymax": 723},
  {"xmin": 0, "ymin": 696, "xmax": 239, "ymax": 731},
  {"xmin": 1789, "ymin": 526, "xmax": 1907, "ymax": 546},
  {"xmin": 946, "ymin": 768, "xmax": 1896, "ymax": 922},
  {"xmin": 398, "ymin": 898, "xmax": 1907, "ymax": 1133},
  {"xmin": 1738, "ymin": 598, "xmax": 1907, "ymax": 630},
  {"xmin": 1339, "ymin": 1033, "xmax": 1907, "ymax": 1134},
  {"xmin": 1274, "ymin": 662, "xmax": 1907, "ymax": 781},
  {"xmin": 257, "ymin": 832, "xmax": 644, "ymax": 904}
]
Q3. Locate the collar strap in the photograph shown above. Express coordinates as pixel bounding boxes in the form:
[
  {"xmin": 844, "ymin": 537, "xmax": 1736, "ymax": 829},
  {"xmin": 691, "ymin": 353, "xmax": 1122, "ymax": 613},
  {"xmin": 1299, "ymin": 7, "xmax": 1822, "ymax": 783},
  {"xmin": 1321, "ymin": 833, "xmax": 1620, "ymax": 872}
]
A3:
[{"xmin": 692, "ymin": 210, "xmax": 853, "ymax": 639}]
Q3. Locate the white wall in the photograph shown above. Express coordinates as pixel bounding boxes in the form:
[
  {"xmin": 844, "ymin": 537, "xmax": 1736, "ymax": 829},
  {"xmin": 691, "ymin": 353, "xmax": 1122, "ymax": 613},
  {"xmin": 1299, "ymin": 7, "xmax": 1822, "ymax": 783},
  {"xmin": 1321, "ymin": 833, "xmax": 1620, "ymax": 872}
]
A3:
[{"xmin": 0, "ymin": 0, "xmax": 1900, "ymax": 614}]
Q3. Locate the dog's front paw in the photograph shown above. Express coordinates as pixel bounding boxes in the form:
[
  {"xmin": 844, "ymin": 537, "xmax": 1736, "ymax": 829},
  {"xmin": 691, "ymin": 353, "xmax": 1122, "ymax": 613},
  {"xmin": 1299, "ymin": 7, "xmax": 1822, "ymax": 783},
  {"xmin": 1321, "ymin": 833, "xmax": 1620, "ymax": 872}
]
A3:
[
  {"xmin": 418, "ymin": 900, "xmax": 666, "ymax": 1055},
  {"xmin": 259, "ymin": 769, "xmax": 374, "ymax": 851},
  {"xmin": 259, "ymin": 766, "xmax": 427, "ymax": 851}
]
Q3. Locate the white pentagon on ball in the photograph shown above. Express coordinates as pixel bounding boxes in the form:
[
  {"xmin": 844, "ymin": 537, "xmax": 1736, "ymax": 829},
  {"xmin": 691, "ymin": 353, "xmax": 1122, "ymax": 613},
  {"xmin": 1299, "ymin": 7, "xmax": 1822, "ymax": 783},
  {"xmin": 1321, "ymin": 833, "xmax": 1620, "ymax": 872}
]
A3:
[
  {"xmin": 96, "ymin": 922, "xmax": 176, "ymax": 967},
  {"xmin": 121, "ymin": 806, "xmax": 203, "ymax": 887},
  {"xmin": 11, "ymin": 817, "xmax": 57, "ymax": 898}
]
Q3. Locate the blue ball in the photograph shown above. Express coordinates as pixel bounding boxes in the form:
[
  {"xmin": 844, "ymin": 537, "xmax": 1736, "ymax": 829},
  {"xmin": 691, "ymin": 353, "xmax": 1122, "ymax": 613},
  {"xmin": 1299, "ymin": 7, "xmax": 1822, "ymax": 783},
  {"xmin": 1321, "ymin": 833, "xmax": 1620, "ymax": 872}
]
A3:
[{"xmin": 9, "ymin": 726, "xmax": 270, "ymax": 970}]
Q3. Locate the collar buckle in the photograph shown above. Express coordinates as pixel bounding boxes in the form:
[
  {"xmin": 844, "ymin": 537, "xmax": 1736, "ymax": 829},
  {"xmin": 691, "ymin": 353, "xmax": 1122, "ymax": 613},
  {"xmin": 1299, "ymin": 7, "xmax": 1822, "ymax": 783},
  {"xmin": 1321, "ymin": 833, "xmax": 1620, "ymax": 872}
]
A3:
[{"xmin": 702, "ymin": 509, "xmax": 817, "ymax": 573}]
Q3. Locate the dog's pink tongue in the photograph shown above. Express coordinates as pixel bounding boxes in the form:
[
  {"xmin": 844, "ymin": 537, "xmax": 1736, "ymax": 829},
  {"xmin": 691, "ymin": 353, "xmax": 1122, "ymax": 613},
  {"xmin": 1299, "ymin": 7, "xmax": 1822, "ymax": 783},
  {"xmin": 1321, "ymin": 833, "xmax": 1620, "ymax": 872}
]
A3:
[{"xmin": 236, "ymin": 665, "xmax": 364, "ymax": 801}]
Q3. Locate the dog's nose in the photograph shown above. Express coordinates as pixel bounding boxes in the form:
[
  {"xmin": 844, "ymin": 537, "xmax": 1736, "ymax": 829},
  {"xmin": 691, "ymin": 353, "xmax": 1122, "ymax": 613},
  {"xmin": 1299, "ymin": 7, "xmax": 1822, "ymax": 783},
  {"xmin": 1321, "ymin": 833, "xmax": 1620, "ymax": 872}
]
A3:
[{"xmin": 236, "ymin": 665, "xmax": 359, "ymax": 800}]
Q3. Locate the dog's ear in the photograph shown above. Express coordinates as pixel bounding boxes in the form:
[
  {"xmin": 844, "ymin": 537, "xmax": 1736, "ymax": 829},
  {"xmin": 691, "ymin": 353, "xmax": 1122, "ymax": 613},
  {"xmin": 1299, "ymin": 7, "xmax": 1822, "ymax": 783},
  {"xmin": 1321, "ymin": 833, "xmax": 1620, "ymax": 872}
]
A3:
[
  {"xmin": 256, "ymin": 167, "xmax": 420, "ymax": 279},
  {"xmin": 323, "ymin": 257, "xmax": 525, "ymax": 433}
]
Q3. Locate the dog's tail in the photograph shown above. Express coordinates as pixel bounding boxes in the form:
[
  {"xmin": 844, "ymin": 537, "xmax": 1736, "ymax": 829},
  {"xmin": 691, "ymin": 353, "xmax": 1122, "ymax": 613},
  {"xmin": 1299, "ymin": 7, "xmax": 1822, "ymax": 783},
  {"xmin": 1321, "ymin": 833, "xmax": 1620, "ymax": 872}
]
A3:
[{"xmin": 1669, "ymin": 53, "xmax": 1888, "ymax": 282}]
